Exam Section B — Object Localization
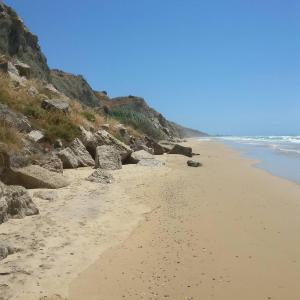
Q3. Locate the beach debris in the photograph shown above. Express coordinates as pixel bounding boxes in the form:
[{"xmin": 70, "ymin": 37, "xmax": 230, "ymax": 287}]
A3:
[
  {"xmin": 187, "ymin": 160, "xmax": 202, "ymax": 167},
  {"xmin": 86, "ymin": 169, "xmax": 114, "ymax": 184}
]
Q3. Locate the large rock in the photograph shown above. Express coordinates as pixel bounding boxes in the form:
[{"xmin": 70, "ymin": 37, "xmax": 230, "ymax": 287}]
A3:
[
  {"xmin": 86, "ymin": 169, "xmax": 114, "ymax": 184},
  {"xmin": 32, "ymin": 155, "xmax": 63, "ymax": 174},
  {"xmin": 169, "ymin": 144, "xmax": 193, "ymax": 157},
  {"xmin": 80, "ymin": 128, "xmax": 132, "ymax": 162},
  {"xmin": 95, "ymin": 145, "xmax": 122, "ymax": 170},
  {"xmin": 0, "ymin": 103, "xmax": 32, "ymax": 133},
  {"xmin": 2, "ymin": 165, "xmax": 69, "ymax": 189},
  {"xmin": 69, "ymin": 138, "xmax": 94, "ymax": 167},
  {"xmin": 0, "ymin": 181, "xmax": 39, "ymax": 224},
  {"xmin": 129, "ymin": 150, "xmax": 155, "ymax": 164},
  {"xmin": 57, "ymin": 148, "xmax": 79, "ymax": 169},
  {"xmin": 41, "ymin": 99, "xmax": 69, "ymax": 114},
  {"xmin": 145, "ymin": 137, "xmax": 165, "ymax": 155}
]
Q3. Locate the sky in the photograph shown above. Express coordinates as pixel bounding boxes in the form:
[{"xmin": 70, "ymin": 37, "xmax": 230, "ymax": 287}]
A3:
[{"xmin": 5, "ymin": 0, "xmax": 300, "ymax": 135}]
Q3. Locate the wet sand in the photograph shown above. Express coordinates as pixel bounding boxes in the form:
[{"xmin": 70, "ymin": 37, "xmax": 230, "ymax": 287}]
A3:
[{"xmin": 69, "ymin": 141, "xmax": 300, "ymax": 300}]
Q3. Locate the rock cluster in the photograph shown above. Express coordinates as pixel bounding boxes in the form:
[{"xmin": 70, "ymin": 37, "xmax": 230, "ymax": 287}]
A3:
[{"xmin": 0, "ymin": 181, "xmax": 39, "ymax": 224}]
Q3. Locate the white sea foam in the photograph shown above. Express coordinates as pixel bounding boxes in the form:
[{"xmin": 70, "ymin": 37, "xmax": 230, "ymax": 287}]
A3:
[{"xmin": 211, "ymin": 135, "xmax": 300, "ymax": 157}]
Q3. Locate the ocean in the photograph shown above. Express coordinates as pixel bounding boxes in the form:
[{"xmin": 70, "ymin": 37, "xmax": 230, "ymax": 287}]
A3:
[{"xmin": 201, "ymin": 136, "xmax": 300, "ymax": 185}]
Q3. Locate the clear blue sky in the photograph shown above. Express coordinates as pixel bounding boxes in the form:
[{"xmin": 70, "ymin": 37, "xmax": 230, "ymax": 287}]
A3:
[{"xmin": 5, "ymin": 0, "xmax": 300, "ymax": 135}]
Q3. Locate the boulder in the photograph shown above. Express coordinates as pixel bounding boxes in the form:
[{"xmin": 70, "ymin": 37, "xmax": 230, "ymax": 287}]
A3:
[
  {"xmin": 0, "ymin": 243, "xmax": 19, "ymax": 260},
  {"xmin": 129, "ymin": 150, "xmax": 155, "ymax": 164},
  {"xmin": 95, "ymin": 130, "xmax": 132, "ymax": 161},
  {"xmin": 145, "ymin": 137, "xmax": 165, "ymax": 155},
  {"xmin": 80, "ymin": 128, "xmax": 132, "ymax": 162},
  {"xmin": 0, "ymin": 103, "xmax": 32, "ymax": 133},
  {"xmin": 32, "ymin": 155, "xmax": 63, "ymax": 173},
  {"xmin": 69, "ymin": 138, "xmax": 94, "ymax": 167},
  {"xmin": 86, "ymin": 169, "xmax": 114, "ymax": 184},
  {"xmin": 95, "ymin": 145, "xmax": 122, "ymax": 170},
  {"xmin": 41, "ymin": 99, "xmax": 69, "ymax": 114},
  {"xmin": 28, "ymin": 130, "xmax": 45, "ymax": 143},
  {"xmin": 187, "ymin": 160, "xmax": 202, "ymax": 167},
  {"xmin": 169, "ymin": 144, "xmax": 193, "ymax": 157},
  {"xmin": 2, "ymin": 165, "xmax": 69, "ymax": 189},
  {"xmin": 0, "ymin": 181, "xmax": 39, "ymax": 224},
  {"xmin": 57, "ymin": 148, "xmax": 79, "ymax": 169}
]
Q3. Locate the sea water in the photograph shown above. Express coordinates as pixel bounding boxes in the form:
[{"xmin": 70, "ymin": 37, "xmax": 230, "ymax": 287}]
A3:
[{"xmin": 201, "ymin": 136, "xmax": 300, "ymax": 185}]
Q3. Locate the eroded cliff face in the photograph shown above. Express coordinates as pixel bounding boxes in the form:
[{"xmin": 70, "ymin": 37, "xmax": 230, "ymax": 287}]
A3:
[
  {"xmin": 103, "ymin": 96, "xmax": 207, "ymax": 139},
  {"xmin": 0, "ymin": 3, "xmax": 50, "ymax": 81},
  {"xmin": 50, "ymin": 69, "xmax": 102, "ymax": 108}
]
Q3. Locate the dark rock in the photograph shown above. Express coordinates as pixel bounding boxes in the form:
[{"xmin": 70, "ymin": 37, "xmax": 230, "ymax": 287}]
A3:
[
  {"xmin": 41, "ymin": 99, "xmax": 69, "ymax": 114},
  {"xmin": 14, "ymin": 60, "xmax": 31, "ymax": 78},
  {"xmin": 0, "ymin": 181, "xmax": 39, "ymax": 224},
  {"xmin": 169, "ymin": 144, "xmax": 193, "ymax": 157},
  {"xmin": 95, "ymin": 145, "xmax": 122, "ymax": 170},
  {"xmin": 86, "ymin": 169, "xmax": 114, "ymax": 184},
  {"xmin": 145, "ymin": 137, "xmax": 165, "ymax": 155},
  {"xmin": 187, "ymin": 160, "xmax": 202, "ymax": 167}
]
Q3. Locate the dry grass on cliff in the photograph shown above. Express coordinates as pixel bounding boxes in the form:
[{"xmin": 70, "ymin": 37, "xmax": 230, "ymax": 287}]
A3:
[
  {"xmin": 0, "ymin": 120, "xmax": 22, "ymax": 150},
  {"xmin": 0, "ymin": 74, "xmax": 142, "ymax": 145}
]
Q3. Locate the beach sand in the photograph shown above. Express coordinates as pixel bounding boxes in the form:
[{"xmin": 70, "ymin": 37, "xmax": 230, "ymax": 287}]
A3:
[
  {"xmin": 1, "ymin": 140, "xmax": 300, "ymax": 299},
  {"xmin": 69, "ymin": 141, "xmax": 300, "ymax": 300}
]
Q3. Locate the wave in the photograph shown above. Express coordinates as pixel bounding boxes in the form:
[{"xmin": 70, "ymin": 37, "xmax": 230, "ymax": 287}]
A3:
[{"xmin": 210, "ymin": 135, "xmax": 300, "ymax": 157}]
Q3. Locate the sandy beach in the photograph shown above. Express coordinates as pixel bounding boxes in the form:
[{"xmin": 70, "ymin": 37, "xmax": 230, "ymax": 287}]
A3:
[
  {"xmin": 69, "ymin": 140, "xmax": 300, "ymax": 300},
  {"xmin": 2, "ymin": 140, "xmax": 300, "ymax": 299}
]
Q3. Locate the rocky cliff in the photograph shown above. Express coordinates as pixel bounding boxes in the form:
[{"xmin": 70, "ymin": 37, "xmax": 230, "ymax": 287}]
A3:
[
  {"xmin": 0, "ymin": 3, "xmax": 50, "ymax": 81},
  {"xmin": 0, "ymin": 2, "xmax": 207, "ymax": 142},
  {"xmin": 102, "ymin": 95, "xmax": 207, "ymax": 139},
  {"xmin": 51, "ymin": 69, "xmax": 101, "ymax": 108}
]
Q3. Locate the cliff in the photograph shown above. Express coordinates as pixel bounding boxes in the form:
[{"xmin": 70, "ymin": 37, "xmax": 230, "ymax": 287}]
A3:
[{"xmin": 0, "ymin": 3, "xmax": 50, "ymax": 81}]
